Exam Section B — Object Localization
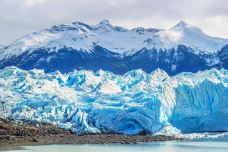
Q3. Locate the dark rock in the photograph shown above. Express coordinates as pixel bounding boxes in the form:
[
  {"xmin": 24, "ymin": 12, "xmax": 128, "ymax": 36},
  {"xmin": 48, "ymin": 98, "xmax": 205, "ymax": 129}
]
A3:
[
  {"xmin": 31, "ymin": 137, "xmax": 38, "ymax": 142},
  {"xmin": 0, "ymin": 45, "xmax": 226, "ymax": 76}
]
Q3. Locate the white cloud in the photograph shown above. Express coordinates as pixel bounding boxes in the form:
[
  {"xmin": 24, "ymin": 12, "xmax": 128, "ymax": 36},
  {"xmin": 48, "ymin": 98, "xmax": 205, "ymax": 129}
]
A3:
[{"xmin": 23, "ymin": 0, "xmax": 45, "ymax": 7}]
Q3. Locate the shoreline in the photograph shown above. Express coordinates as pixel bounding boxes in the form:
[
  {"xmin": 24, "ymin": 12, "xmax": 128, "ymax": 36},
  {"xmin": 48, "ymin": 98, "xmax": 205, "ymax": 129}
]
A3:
[
  {"xmin": 0, "ymin": 134, "xmax": 180, "ymax": 149},
  {"xmin": 0, "ymin": 119, "xmax": 182, "ymax": 148}
]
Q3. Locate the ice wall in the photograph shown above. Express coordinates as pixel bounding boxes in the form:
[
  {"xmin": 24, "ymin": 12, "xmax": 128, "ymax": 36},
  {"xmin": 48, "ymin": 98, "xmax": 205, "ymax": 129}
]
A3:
[{"xmin": 0, "ymin": 67, "xmax": 228, "ymax": 134}]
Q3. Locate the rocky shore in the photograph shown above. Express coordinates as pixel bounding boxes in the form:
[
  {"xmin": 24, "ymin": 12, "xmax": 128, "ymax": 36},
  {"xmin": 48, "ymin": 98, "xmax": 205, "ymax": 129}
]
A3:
[{"xmin": 0, "ymin": 118, "xmax": 182, "ymax": 149}]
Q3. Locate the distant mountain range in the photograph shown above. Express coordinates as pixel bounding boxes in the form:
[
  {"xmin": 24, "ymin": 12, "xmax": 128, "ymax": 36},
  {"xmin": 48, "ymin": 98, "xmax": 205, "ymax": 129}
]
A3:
[{"xmin": 0, "ymin": 20, "xmax": 228, "ymax": 75}]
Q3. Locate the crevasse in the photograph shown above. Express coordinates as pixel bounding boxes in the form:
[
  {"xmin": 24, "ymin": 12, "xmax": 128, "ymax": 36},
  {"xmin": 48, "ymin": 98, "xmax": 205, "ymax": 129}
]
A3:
[{"xmin": 0, "ymin": 67, "xmax": 228, "ymax": 135}]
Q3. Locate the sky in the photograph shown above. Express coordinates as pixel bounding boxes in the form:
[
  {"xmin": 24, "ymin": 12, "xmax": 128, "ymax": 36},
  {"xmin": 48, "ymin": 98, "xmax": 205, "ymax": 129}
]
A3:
[{"xmin": 0, "ymin": 0, "xmax": 228, "ymax": 45}]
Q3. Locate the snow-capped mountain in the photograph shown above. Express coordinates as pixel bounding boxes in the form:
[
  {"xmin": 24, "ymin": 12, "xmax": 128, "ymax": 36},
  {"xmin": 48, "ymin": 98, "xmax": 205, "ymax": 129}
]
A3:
[
  {"xmin": 1, "ymin": 67, "xmax": 228, "ymax": 134},
  {"xmin": 0, "ymin": 20, "xmax": 228, "ymax": 75},
  {"xmin": 0, "ymin": 44, "xmax": 4, "ymax": 51}
]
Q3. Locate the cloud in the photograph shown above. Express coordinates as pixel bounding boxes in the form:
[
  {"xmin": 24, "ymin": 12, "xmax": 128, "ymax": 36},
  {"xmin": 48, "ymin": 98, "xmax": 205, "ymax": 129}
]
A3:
[
  {"xmin": 0, "ymin": 0, "xmax": 228, "ymax": 44},
  {"xmin": 23, "ymin": 0, "xmax": 45, "ymax": 7}
]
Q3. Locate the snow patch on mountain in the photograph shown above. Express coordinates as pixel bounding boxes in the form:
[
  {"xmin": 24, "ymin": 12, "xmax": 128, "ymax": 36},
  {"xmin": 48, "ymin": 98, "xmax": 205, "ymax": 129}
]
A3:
[
  {"xmin": 168, "ymin": 21, "xmax": 227, "ymax": 53},
  {"xmin": 1, "ymin": 67, "xmax": 228, "ymax": 134}
]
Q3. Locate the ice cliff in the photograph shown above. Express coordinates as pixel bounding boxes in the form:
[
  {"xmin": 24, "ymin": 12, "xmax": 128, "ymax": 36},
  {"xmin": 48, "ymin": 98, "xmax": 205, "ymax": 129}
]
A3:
[{"xmin": 0, "ymin": 67, "xmax": 228, "ymax": 135}]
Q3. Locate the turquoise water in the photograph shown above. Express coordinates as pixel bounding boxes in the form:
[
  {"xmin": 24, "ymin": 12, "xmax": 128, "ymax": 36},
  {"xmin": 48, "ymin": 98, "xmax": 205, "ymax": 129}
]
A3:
[{"xmin": 2, "ymin": 140, "xmax": 228, "ymax": 152}]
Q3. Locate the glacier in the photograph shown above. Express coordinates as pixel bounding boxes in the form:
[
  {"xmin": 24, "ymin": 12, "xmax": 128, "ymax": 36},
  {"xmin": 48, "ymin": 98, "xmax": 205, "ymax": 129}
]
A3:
[{"xmin": 1, "ymin": 67, "xmax": 228, "ymax": 135}]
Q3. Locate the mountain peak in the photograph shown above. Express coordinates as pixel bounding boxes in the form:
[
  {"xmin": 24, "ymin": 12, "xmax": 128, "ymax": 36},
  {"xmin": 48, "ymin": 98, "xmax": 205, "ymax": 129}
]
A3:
[
  {"xmin": 95, "ymin": 19, "xmax": 127, "ymax": 32},
  {"xmin": 173, "ymin": 21, "xmax": 193, "ymax": 29},
  {"xmin": 176, "ymin": 21, "xmax": 190, "ymax": 26},
  {"xmin": 170, "ymin": 21, "xmax": 204, "ymax": 34},
  {"xmin": 99, "ymin": 19, "xmax": 111, "ymax": 25},
  {"xmin": 95, "ymin": 19, "xmax": 114, "ymax": 30}
]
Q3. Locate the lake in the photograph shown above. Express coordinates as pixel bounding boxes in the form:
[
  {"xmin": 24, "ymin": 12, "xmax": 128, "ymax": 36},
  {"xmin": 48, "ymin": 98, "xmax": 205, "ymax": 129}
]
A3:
[{"xmin": 2, "ymin": 140, "xmax": 228, "ymax": 152}]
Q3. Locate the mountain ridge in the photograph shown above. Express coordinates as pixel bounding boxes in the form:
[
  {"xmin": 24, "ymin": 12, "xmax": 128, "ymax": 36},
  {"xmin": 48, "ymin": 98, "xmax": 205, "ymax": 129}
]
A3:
[
  {"xmin": 2, "ymin": 20, "xmax": 228, "ymax": 56},
  {"xmin": 0, "ymin": 20, "xmax": 228, "ymax": 75}
]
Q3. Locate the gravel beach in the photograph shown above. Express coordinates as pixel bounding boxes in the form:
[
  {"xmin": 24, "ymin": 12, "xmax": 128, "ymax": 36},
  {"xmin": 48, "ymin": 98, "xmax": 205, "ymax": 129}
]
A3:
[{"xmin": 0, "ymin": 118, "xmax": 181, "ymax": 149}]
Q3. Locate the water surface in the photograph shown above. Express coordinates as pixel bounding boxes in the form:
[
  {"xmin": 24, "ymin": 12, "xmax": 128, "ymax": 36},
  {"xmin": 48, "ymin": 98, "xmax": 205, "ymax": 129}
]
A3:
[{"xmin": 2, "ymin": 140, "xmax": 228, "ymax": 152}]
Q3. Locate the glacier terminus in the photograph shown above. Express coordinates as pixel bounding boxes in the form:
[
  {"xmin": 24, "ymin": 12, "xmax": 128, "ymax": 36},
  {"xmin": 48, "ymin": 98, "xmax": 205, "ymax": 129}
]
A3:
[{"xmin": 1, "ymin": 67, "xmax": 228, "ymax": 135}]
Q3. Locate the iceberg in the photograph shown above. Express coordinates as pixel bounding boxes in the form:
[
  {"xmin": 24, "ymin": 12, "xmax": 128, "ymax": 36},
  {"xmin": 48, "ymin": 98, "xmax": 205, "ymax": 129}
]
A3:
[{"xmin": 0, "ymin": 67, "xmax": 228, "ymax": 135}]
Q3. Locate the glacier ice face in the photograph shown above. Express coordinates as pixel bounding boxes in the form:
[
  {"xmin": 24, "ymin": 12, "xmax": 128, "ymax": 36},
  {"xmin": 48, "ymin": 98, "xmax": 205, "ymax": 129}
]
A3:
[
  {"xmin": 1, "ymin": 67, "xmax": 228, "ymax": 135},
  {"xmin": 170, "ymin": 70, "xmax": 228, "ymax": 132}
]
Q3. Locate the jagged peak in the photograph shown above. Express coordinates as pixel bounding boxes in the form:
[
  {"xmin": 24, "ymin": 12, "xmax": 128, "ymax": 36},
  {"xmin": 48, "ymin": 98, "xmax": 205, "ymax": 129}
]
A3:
[
  {"xmin": 98, "ymin": 19, "xmax": 111, "ymax": 25},
  {"xmin": 94, "ymin": 19, "xmax": 127, "ymax": 32},
  {"xmin": 175, "ymin": 21, "xmax": 191, "ymax": 27},
  {"xmin": 72, "ymin": 22, "xmax": 93, "ymax": 29},
  {"xmin": 96, "ymin": 19, "xmax": 113, "ymax": 29},
  {"xmin": 171, "ymin": 21, "xmax": 202, "ymax": 32}
]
